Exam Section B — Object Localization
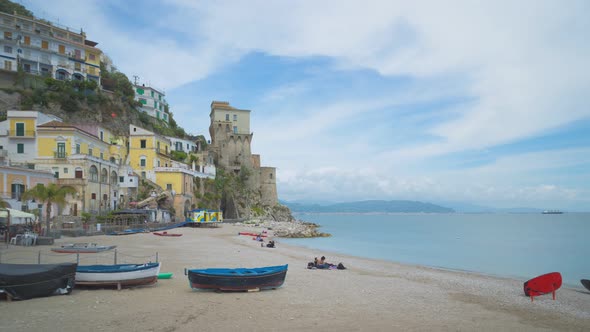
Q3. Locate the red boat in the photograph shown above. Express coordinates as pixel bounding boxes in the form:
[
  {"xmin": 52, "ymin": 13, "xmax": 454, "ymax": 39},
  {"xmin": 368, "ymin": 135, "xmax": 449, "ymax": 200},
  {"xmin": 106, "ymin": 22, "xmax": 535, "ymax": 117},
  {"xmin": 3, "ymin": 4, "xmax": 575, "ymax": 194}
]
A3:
[
  {"xmin": 238, "ymin": 232, "xmax": 267, "ymax": 237},
  {"xmin": 153, "ymin": 232, "xmax": 182, "ymax": 237},
  {"xmin": 524, "ymin": 272, "xmax": 562, "ymax": 301}
]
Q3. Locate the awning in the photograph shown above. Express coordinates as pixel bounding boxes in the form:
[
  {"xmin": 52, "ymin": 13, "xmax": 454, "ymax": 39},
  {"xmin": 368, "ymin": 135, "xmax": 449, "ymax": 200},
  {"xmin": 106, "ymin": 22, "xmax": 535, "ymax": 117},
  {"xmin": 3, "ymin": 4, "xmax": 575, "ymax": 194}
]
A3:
[{"xmin": 0, "ymin": 208, "xmax": 36, "ymax": 219}]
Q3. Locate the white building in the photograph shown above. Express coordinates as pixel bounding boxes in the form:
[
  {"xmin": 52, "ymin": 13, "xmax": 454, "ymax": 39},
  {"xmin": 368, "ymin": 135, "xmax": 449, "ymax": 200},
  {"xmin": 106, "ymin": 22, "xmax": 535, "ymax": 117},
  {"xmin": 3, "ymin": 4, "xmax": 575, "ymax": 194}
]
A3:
[
  {"xmin": 0, "ymin": 110, "xmax": 61, "ymax": 166},
  {"xmin": 0, "ymin": 11, "xmax": 102, "ymax": 82},
  {"xmin": 133, "ymin": 83, "xmax": 169, "ymax": 123}
]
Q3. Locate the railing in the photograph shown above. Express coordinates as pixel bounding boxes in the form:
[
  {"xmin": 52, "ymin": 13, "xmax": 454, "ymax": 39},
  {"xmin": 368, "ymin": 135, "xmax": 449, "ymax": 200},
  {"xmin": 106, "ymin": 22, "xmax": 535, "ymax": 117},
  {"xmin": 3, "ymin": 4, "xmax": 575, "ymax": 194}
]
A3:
[
  {"xmin": 54, "ymin": 152, "xmax": 67, "ymax": 159},
  {"xmin": 57, "ymin": 178, "xmax": 87, "ymax": 186},
  {"xmin": 8, "ymin": 130, "xmax": 36, "ymax": 137}
]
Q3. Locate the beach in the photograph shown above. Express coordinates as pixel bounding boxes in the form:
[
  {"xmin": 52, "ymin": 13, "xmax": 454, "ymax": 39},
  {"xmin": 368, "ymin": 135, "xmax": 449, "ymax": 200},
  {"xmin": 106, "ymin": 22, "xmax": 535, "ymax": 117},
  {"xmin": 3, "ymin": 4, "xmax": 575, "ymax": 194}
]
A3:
[{"xmin": 1, "ymin": 225, "xmax": 589, "ymax": 332}]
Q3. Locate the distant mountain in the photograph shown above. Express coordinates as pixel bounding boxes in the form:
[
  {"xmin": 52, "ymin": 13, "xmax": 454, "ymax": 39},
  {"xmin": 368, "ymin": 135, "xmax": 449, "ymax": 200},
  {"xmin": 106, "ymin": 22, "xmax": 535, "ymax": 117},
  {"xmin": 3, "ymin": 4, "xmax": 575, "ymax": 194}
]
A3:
[
  {"xmin": 434, "ymin": 201, "xmax": 544, "ymax": 213},
  {"xmin": 282, "ymin": 200, "xmax": 454, "ymax": 213}
]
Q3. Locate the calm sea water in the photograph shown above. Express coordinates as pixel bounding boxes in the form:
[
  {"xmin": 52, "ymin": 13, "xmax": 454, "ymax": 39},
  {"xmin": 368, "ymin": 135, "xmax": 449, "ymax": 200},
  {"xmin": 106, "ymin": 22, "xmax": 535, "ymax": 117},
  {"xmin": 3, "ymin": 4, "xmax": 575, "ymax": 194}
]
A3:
[{"xmin": 282, "ymin": 213, "xmax": 590, "ymax": 286}]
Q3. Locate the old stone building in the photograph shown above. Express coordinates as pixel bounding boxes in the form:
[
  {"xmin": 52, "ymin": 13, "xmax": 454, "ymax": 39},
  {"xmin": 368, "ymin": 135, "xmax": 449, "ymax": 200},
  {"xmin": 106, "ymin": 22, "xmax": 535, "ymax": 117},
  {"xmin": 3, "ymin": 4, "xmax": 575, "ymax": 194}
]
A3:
[{"xmin": 208, "ymin": 101, "xmax": 278, "ymax": 210}]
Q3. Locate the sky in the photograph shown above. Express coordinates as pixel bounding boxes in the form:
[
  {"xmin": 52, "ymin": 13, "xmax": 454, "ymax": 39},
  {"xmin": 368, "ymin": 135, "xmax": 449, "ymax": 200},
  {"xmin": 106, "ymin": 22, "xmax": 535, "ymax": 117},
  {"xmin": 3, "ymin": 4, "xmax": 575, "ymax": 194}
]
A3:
[{"xmin": 24, "ymin": 0, "xmax": 590, "ymax": 211}]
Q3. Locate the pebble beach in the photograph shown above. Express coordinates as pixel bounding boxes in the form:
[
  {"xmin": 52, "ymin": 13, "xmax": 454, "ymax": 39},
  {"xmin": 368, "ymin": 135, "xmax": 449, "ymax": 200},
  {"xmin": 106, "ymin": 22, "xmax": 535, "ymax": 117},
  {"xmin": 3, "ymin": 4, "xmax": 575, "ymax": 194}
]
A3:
[{"xmin": 1, "ymin": 224, "xmax": 589, "ymax": 332}]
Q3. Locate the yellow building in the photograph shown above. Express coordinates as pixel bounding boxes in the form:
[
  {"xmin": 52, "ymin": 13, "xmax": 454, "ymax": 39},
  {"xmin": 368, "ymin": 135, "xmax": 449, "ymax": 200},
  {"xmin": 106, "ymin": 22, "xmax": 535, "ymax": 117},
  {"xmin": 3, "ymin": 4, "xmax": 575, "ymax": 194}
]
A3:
[
  {"xmin": 35, "ymin": 121, "xmax": 121, "ymax": 215},
  {"xmin": 0, "ymin": 165, "xmax": 55, "ymax": 214},
  {"xmin": 129, "ymin": 124, "xmax": 210, "ymax": 219}
]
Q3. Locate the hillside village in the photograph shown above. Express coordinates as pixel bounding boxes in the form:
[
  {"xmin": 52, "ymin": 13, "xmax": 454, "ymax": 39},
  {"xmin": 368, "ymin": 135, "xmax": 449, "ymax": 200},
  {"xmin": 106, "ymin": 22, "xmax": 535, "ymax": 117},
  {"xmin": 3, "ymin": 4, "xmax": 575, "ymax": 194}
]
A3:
[{"xmin": 0, "ymin": 4, "xmax": 304, "ymax": 235}]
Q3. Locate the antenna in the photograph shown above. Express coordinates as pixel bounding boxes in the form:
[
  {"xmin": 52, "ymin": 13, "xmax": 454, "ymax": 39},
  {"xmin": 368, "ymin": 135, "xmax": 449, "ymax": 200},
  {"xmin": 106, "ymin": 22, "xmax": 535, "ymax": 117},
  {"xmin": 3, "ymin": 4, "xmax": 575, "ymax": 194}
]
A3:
[{"xmin": 133, "ymin": 75, "xmax": 139, "ymax": 85}]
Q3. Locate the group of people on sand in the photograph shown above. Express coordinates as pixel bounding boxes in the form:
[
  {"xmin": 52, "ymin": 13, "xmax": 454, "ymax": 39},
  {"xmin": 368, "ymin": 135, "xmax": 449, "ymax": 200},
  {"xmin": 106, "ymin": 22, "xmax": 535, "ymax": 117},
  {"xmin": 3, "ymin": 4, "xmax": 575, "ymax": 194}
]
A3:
[
  {"xmin": 307, "ymin": 256, "xmax": 346, "ymax": 270},
  {"xmin": 254, "ymin": 230, "xmax": 275, "ymax": 248}
]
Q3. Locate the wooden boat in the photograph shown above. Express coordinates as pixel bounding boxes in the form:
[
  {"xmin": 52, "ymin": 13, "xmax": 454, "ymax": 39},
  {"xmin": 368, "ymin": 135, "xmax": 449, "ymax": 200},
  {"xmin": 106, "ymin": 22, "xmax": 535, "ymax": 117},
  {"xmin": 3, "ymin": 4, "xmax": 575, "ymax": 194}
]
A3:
[
  {"xmin": 76, "ymin": 262, "xmax": 160, "ymax": 290},
  {"xmin": 524, "ymin": 272, "xmax": 562, "ymax": 301},
  {"xmin": 0, "ymin": 263, "xmax": 77, "ymax": 300},
  {"xmin": 186, "ymin": 264, "xmax": 287, "ymax": 291},
  {"xmin": 51, "ymin": 243, "xmax": 117, "ymax": 253},
  {"xmin": 153, "ymin": 232, "xmax": 182, "ymax": 237},
  {"xmin": 108, "ymin": 228, "xmax": 149, "ymax": 236}
]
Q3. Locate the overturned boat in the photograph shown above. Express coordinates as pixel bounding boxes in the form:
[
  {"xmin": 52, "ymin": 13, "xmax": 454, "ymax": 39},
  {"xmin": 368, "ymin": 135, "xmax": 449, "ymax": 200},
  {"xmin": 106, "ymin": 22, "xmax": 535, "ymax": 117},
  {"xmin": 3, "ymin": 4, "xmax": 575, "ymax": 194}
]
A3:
[
  {"xmin": 186, "ymin": 264, "xmax": 287, "ymax": 291},
  {"xmin": 0, "ymin": 263, "xmax": 77, "ymax": 300}
]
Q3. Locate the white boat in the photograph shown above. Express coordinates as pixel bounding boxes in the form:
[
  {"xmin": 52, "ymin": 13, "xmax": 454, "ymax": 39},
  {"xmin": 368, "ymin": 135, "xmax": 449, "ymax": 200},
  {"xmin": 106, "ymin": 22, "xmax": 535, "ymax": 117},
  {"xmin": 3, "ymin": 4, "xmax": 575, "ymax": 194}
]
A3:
[
  {"xmin": 76, "ymin": 262, "xmax": 160, "ymax": 290},
  {"xmin": 51, "ymin": 243, "xmax": 117, "ymax": 253}
]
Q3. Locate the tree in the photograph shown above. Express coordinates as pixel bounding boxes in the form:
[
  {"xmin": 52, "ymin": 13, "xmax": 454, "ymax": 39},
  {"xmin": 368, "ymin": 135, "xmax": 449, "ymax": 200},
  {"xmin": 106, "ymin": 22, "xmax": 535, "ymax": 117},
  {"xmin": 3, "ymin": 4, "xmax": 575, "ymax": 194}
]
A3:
[{"xmin": 21, "ymin": 184, "xmax": 76, "ymax": 234}]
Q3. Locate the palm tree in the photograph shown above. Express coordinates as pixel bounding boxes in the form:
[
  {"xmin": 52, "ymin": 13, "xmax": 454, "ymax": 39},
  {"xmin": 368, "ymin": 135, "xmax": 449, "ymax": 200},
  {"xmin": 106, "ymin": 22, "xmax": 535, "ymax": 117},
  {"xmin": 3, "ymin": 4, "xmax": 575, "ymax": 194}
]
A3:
[{"xmin": 21, "ymin": 183, "xmax": 77, "ymax": 235}]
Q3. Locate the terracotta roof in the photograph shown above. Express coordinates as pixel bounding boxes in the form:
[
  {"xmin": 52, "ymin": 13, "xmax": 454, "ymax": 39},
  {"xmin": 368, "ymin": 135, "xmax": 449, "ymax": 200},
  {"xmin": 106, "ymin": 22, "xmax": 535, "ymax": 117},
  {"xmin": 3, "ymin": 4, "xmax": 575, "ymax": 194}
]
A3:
[{"xmin": 37, "ymin": 121, "xmax": 98, "ymax": 138}]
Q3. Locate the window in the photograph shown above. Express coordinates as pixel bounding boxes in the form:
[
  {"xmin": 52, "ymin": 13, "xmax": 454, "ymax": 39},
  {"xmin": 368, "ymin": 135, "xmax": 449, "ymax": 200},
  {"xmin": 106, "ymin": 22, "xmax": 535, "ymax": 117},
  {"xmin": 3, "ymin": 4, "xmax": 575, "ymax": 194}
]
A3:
[
  {"xmin": 89, "ymin": 53, "xmax": 96, "ymax": 60},
  {"xmin": 23, "ymin": 36, "xmax": 30, "ymax": 45},
  {"xmin": 75, "ymin": 168, "xmax": 83, "ymax": 178},
  {"xmin": 58, "ymin": 44, "xmax": 65, "ymax": 54},
  {"xmin": 4, "ymin": 31, "xmax": 12, "ymax": 40},
  {"xmin": 166, "ymin": 184, "xmax": 172, "ymax": 190},
  {"xmin": 154, "ymin": 101, "xmax": 158, "ymax": 108},
  {"xmin": 233, "ymin": 114, "xmax": 237, "ymax": 121},
  {"xmin": 225, "ymin": 114, "xmax": 229, "ymax": 121},
  {"xmin": 270, "ymin": 173, "xmax": 273, "ymax": 179},
  {"xmin": 56, "ymin": 142, "xmax": 66, "ymax": 158},
  {"xmin": 75, "ymin": 144, "xmax": 80, "ymax": 154},
  {"xmin": 74, "ymin": 62, "xmax": 81, "ymax": 71},
  {"xmin": 100, "ymin": 152, "xmax": 104, "ymax": 160},
  {"xmin": 91, "ymin": 193, "xmax": 96, "ymax": 199},
  {"xmin": 64, "ymin": 168, "xmax": 68, "ymax": 174},
  {"xmin": 74, "ymin": 49, "xmax": 81, "ymax": 59},
  {"xmin": 89, "ymin": 166, "xmax": 98, "ymax": 181},
  {"xmin": 140, "ymin": 140, "xmax": 146, "ymax": 148},
  {"xmin": 88, "ymin": 148, "xmax": 93, "ymax": 156},
  {"xmin": 4, "ymin": 60, "xmax": 12, "ymax": 71},
  {"xmin": 140, "ymin": 158, "xmax": 146, "ymax": 167},
  {"xmin": 101, "ymin": 168, "xmax": 107, "ymax": 183},
  {"xmin": 41, "ymin": 40, "xmax": 48, "ymax": 49},
  {"xmin": 100, "ymin": 131, "xmax": 104, "ymax": 141},
  {"xmin": 151, "ymin": 91, "xmax": 154, "ymax": 97},
  {"xmin": 17, "ymin": 143, "xmax": 24, "ymax": 153},
  {"xmin": 141, "ymin": 171, "xmax": 146, "ymax": 179},
  {"xmin": 233, "ymin": 126, "xmax": 238, "ymax": 134},
  {"xmin": 4, "ymin": 46, "xmax": 12, "ymax": 53},
  {"xmin": 11, "ymin": 184, "xmax": 25, "ymax": 200},
  {"xmin": 119, "ymin": 176, "xmax": 124, "ymax": 183},
  {"xmin": 139, "ymin": 98, "xmax": 147, "ymax": 104},
  {"xmin": 16, "ymin": 123, "xmax": 24, "ymax": 136}
]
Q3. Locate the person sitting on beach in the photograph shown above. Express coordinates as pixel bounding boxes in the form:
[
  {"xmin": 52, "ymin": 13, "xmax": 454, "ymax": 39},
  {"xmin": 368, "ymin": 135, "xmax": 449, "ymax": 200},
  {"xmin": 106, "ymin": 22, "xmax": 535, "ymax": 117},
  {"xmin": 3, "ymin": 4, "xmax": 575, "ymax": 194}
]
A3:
[
  {"xmin": 266, "ymin": 240, "xmax": 275, "ymax": 248},
  {"xmin": 255, "ymin": 234, "xmax": 263, "ymax": 242}
]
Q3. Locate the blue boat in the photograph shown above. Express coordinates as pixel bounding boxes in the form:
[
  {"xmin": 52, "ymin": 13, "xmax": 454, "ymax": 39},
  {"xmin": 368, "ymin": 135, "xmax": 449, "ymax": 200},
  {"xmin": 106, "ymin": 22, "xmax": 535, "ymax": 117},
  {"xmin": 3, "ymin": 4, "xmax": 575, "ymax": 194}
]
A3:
[{"xmin": 186, "ymin": 264, "xmax": 288, "ymax": 291}]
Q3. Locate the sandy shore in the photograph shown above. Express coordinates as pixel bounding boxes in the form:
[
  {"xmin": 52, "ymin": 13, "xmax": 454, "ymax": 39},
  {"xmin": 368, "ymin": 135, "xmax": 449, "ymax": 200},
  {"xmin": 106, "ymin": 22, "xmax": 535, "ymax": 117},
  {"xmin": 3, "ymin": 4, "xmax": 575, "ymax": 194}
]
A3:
[{"xmin": 1, "ymin": 225, "xmax": 589, "ymax": 332}]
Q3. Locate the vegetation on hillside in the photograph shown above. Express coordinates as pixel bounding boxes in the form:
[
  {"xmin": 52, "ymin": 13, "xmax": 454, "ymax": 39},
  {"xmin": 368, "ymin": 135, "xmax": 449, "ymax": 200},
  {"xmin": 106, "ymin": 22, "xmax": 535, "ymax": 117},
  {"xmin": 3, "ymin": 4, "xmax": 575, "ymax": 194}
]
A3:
[{"xmin": 0, "ymin": 0, "xmax": 33, "ymax": 17}]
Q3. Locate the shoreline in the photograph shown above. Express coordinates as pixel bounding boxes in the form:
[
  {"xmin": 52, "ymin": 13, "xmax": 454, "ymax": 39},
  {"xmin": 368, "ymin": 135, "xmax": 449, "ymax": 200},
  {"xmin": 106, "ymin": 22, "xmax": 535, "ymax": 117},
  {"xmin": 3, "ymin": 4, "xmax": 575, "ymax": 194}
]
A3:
[{"xmin": 1, "ymin": 224, "xmax": 589, "ymax": 331}]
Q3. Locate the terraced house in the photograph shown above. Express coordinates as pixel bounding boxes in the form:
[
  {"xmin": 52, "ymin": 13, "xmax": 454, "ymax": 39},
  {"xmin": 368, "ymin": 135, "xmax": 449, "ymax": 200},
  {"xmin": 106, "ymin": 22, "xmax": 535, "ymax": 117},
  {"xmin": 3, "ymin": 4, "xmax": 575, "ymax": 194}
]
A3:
[{"xmin": 0, "ymin": 11, "xmax": 101, "ymax": 82}]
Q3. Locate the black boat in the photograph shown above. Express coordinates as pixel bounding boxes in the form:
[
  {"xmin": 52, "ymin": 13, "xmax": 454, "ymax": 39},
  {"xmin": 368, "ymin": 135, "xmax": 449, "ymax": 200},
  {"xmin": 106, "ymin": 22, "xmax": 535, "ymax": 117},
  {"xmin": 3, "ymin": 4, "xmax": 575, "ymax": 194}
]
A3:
[
  {"xmin": 0, "ymin": 263, "xmax": 77, "ymax": 300},
  {"xmin": 186, "ymin": 264, "xmax": 288, "ymax": 291}
]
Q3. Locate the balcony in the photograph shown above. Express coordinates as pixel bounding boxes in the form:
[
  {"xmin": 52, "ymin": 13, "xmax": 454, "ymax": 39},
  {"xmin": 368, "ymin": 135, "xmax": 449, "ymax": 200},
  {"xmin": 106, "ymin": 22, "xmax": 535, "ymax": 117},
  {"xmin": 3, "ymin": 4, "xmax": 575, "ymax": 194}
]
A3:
[
  {"xmin": 58, "ymin": 178, "xmax": 87, "ymax": 186},
  {"xmin": 8, "ymin": 130, "xmax": 36, "ymax": 138},
  {"xmin": 54, "ymin": 151, "xmax": 68, "ymax": 159}
]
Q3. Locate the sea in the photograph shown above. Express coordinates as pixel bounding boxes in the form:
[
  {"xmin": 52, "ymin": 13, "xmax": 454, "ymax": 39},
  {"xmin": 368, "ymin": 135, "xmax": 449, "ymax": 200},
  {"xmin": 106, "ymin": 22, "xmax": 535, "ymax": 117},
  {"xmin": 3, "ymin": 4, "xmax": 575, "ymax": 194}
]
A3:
[{"xmin": 282, "ymin": 213, "xmax": 590, "ymax": 286}]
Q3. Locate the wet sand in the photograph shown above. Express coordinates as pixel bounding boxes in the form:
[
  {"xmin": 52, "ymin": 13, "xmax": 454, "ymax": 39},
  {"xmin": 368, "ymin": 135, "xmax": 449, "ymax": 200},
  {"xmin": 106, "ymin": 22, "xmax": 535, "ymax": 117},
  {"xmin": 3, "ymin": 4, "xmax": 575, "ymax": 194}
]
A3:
[{"xmin": 1, "ymin": 225, "xmax": 589, "ymax": 331}]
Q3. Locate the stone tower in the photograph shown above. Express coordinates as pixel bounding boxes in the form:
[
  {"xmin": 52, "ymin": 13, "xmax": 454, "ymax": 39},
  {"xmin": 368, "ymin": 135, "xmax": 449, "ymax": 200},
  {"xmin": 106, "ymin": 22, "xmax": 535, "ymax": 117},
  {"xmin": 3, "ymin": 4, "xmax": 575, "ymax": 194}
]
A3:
[{"xmin": 209, "ymin": 101, "xmax": 278, "ymax": 207}]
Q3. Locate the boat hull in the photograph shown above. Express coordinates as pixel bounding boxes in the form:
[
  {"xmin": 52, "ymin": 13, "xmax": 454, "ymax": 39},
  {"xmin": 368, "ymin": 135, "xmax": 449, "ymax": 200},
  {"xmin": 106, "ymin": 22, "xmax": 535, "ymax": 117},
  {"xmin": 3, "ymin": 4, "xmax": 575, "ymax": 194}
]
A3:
[
  {"xmin": 153, "ymin": 232, "xmax": 182, "ymax": 237},
  {"xmin": 0, "ymin": 263, "xmax": 77, "ymax": 300},
  {"xmin": 187, "ymin": 265, "xmax": 287, "ymax": 291},
  {"xmin": 51, "ymin": 244, "xmax": 116, "ymax": 253},
  {"xmin": 76, "ymin": 263, "xmax": 160, "ymax": 288}
]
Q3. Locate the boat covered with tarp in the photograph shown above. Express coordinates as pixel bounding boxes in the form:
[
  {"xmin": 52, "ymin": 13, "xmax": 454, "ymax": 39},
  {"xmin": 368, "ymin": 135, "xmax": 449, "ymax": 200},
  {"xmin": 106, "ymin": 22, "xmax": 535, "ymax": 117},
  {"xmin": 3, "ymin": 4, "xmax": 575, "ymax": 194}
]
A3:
[
  {"xmin": 186, "ymin": 264, "xmax": 287, "ymax": 291},
  {"xmin": 76, "ymin": 262, "xmax": 161, "ymax": 289},
  {"xmin": 0, "ymin": 263, "xmax": 77, "ymax": 300}
]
